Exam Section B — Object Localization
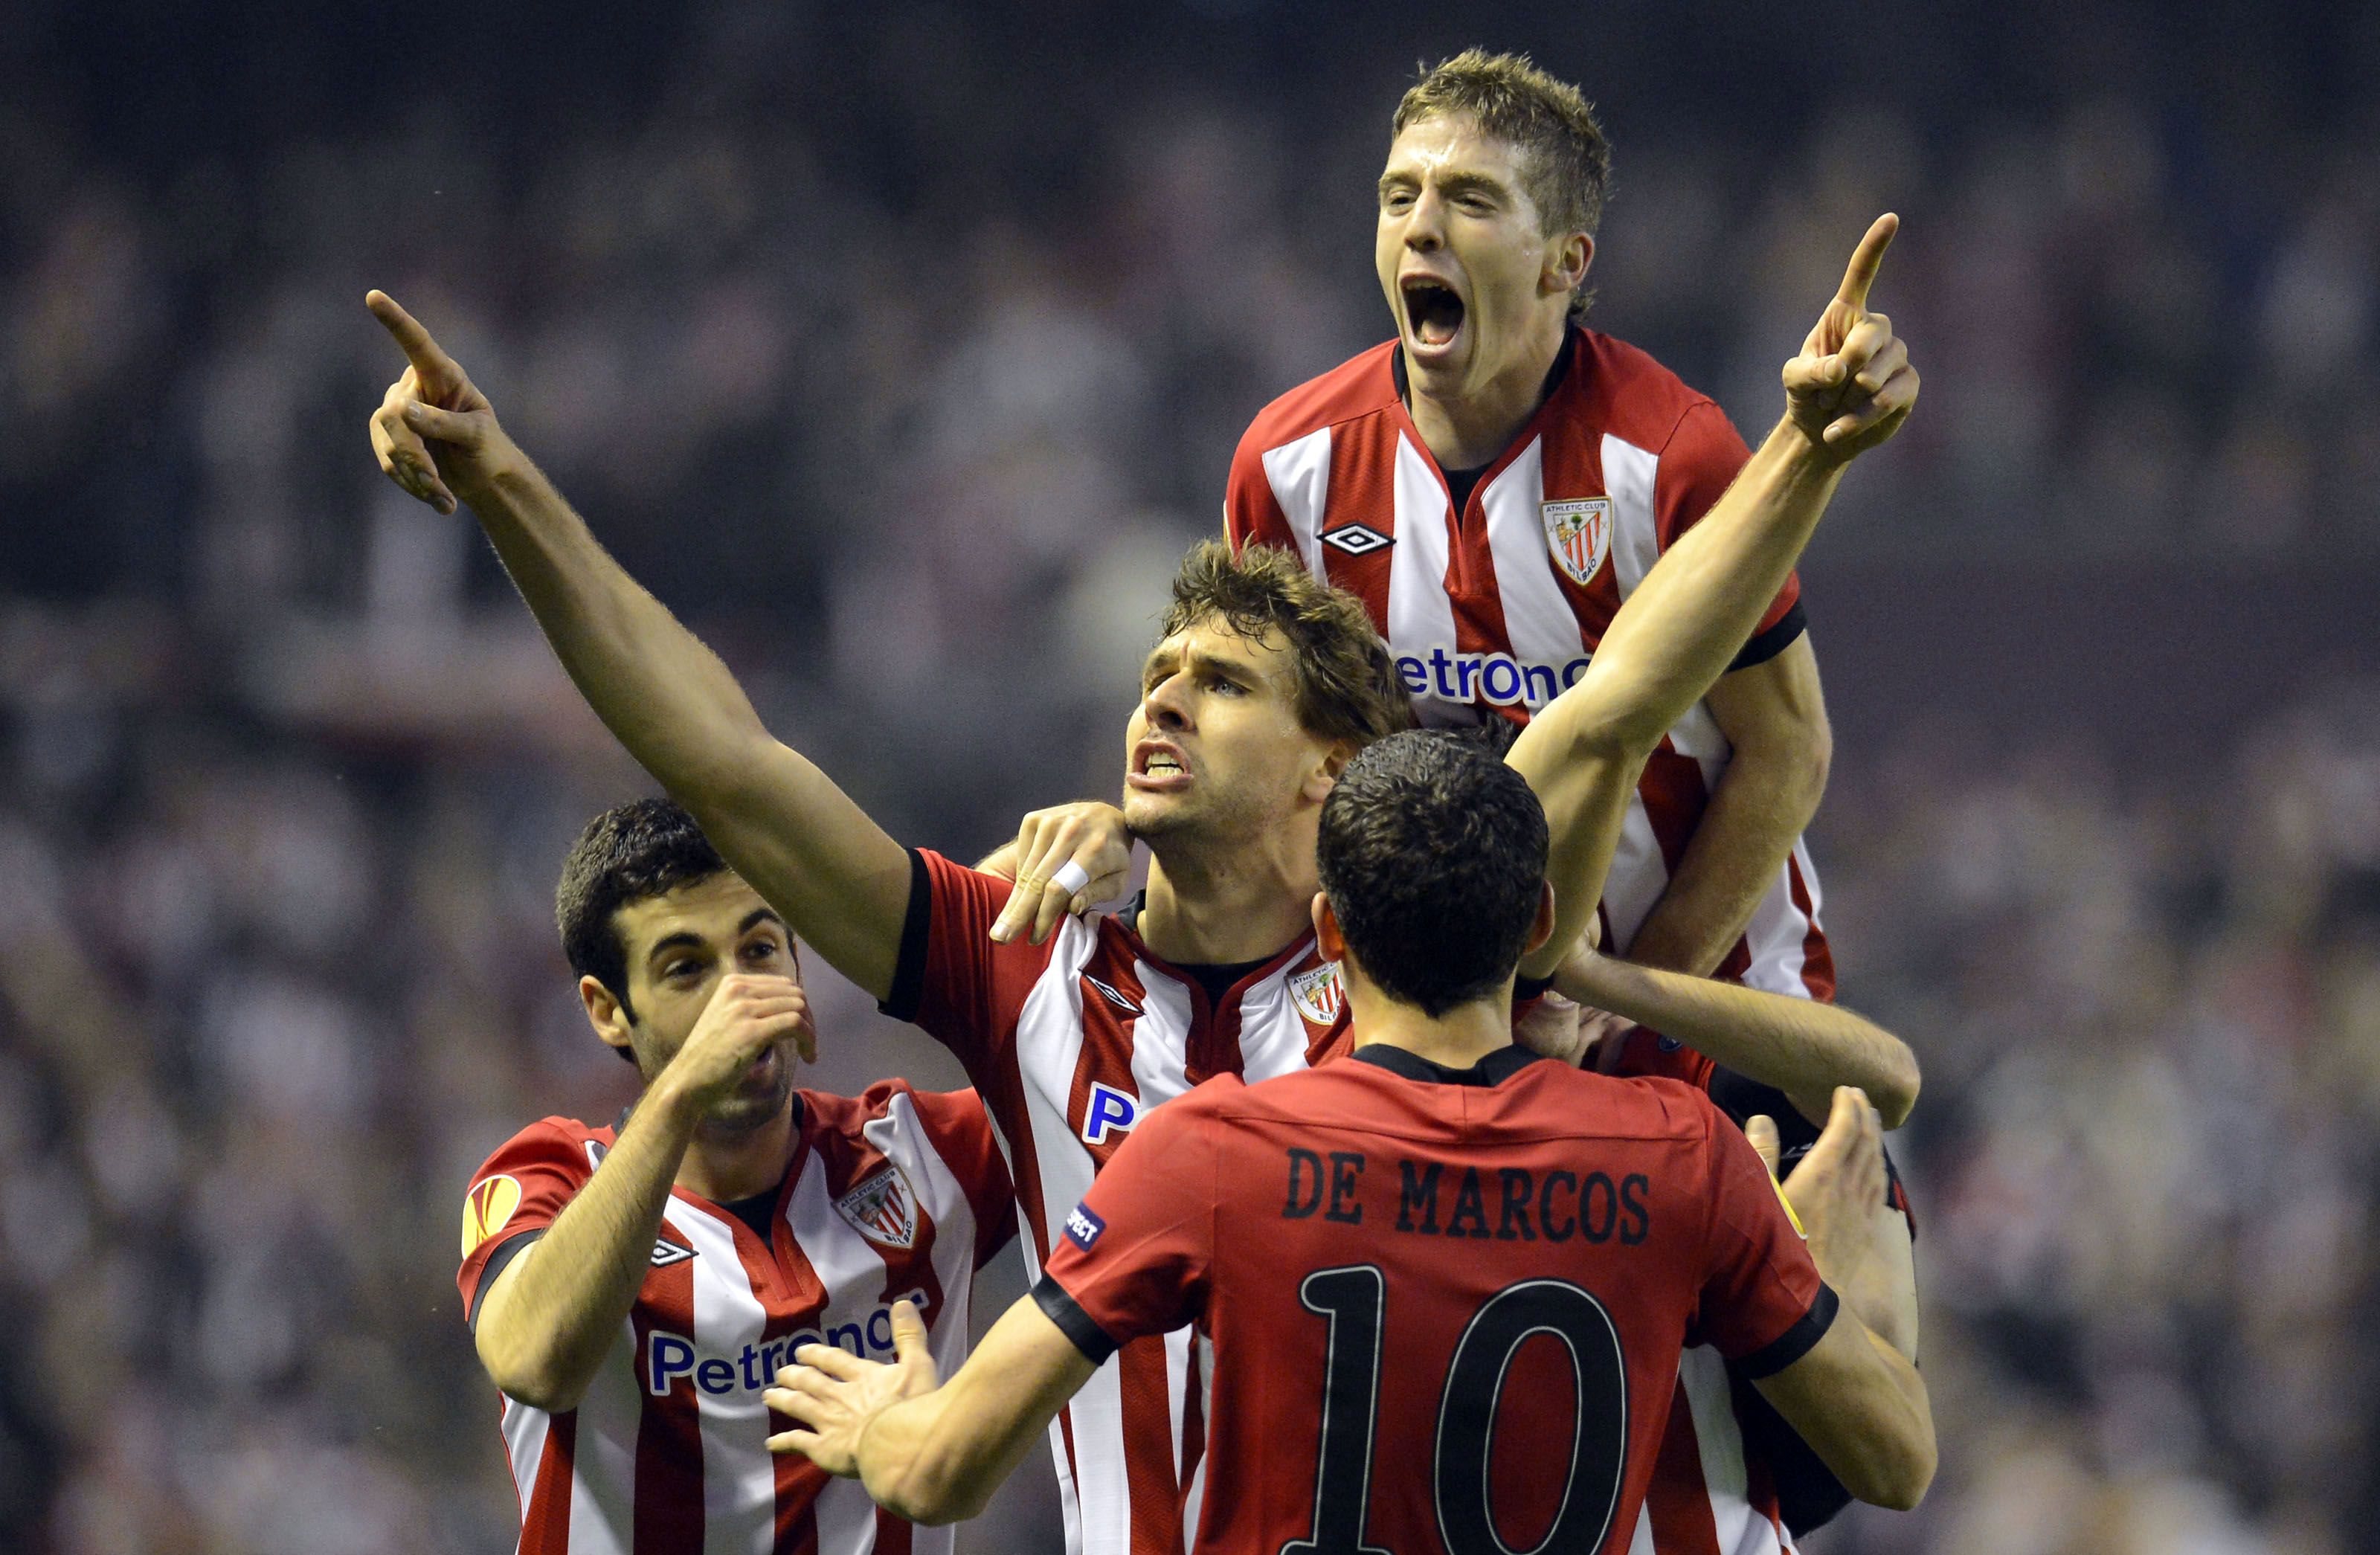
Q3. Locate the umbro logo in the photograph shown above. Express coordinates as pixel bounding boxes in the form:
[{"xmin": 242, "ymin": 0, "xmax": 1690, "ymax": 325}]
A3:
[
  {"xmin": 651, "ymin": 1240, "xmax": 695, "ymax": 1268},
  {"xmin": 1084, "ymin": 975, "xmax": 1142, "ymax": 1018},
  {"xmin": 1321, "ymin": 524, "xmax": 1392, "ymax": 557}
]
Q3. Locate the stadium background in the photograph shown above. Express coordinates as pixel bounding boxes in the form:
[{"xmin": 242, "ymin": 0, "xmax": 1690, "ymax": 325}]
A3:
[{"xmin": 4, "ymin": 0, "xmax": 2379, "ymax": 1549}]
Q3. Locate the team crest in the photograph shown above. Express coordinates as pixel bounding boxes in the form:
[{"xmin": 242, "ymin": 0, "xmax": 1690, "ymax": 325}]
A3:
[
  {"xmin": 1289, "ymin": 962, "xmax": 1345, "ymax": 1026},
  {"xmin": 834, "ymin": 1169, "xmax": 919, "ymax": 1251},
  {"xmin": 461, "ymin": 1174, "xmax": 522, "ymax": 1256},
  {"xmin": 1541, "ymin": 498, "xmax": 1612, "ymax": 585}
]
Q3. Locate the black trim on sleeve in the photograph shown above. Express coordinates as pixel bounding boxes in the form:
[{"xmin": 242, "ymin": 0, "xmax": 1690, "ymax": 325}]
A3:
[
  {"xmin": 1726, "ymin": 599, "xmax": 1807, "ymax": 672},
  {"xmin": 878, "ymin": 848, "xmax": 935, "ymax": 1023},
  {"xmin": 466, "ymin": 1228, "xmax": 548, "ymax": 1330},
  {"xmin": 1032, "ymin": 1274, "xmax": 1122, "ymax": 1365},
  {"xmin": 1734, "ymin": 1281, "xmax": 1839, "ymax": 1379}
]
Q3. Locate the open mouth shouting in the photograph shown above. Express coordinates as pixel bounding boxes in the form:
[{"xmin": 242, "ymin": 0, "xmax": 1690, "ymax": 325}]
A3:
[
  {"xmin": 1128, "ymin": 739, "xmax": 1192, "ymax": 793},
  {"xmin": 1400, "ymin": 272, "xmax": 1467, "ymax": 363}
]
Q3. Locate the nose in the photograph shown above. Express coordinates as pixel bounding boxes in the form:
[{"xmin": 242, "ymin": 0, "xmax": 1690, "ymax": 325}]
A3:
[
  {"xmin": 1404, "ymin": 185, "xmax": 1447, "ymax": 251},
  {"xmin": 1142, "ymin": 670, "xmax": 1193, "ymax": 733}
]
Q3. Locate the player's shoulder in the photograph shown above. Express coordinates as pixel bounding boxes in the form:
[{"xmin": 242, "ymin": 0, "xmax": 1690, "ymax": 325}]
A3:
[
  {"xmin": 1525, "ymin": 1064, "xmax": 1724, "ymax": 1142},
  {"xmin": 1569, "ymin": 327, "xmax": 1731, "ymax": 454},
  {"xmin": 1236, "ymin": 340, "xmax": 1403, "ymax": 457},
  {"xmin": 805, "ymin": 1078, "xmax": 991, "ymax": 1141},
  {"xmin": 477, "ymin": 1113, "xmax": 611, "ymax": 1172}
]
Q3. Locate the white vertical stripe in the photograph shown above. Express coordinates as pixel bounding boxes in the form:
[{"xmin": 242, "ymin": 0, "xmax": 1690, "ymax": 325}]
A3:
[
  {"xmin": 666, "ymin": 1205, "xmax": 776, "ymax": 1555},
  {"xmin": 1228, "ymin": 964, "xmax": 1315, "ymax": 1083},
  {"xmin": 1627, "ymin": 1501, "xmax": 1656, "ymax": 1554},
  {"xmin": 1679, "ymin": 1346, "xmax": 1768, "ymax": 1554},
  {"xmin": 1163, "ymin": 1324, "xmax": 1195, "ymax": 1549},
  {"xmin": 566, "ymin": 1317, "xmax": 641, "ymax": 1555},
  {"xmin": 1260, "ymin": 427, "xmax": 1335, "ymax": 577},
  {"xmin": 1478, "ymin": 437, "xmax": 1591, "ymax": 669},
  {"xmin": 1601, "ymin": 797, "xmax": 1670, "ymax": 957},
  {"xmin": 497, "ymin": 1398, "xmax": 550, "ymax": 1525},
  {"xmin": 794, "ymin": 1154, "xmax": 922, "ymax": 1555},
  {"xmin": 1179, "ymin": 1330, "xmax": 1214, "ymax": 1548},
  {"xmin": 1014, "ymin": 918, "xmax": 1122, "ymax": 1555},
  {"xmin": 1601, "ymin": 434, "xmax": 1663, "ymax": 600},
  {"xmin": 861, "ymin": 1094, "xmax": 982, "ymax": 1380},
  {"xmin": 1126, "ymin": 964, "xmax": 1193, "ymax": 1110},
  {"xmin": 1737, "ymin": 851, "xmax": 1815, "ymax": 999},
  {"xmin": 1387, "ymin": 432, "xmax": 1465, "ymax": 724}
]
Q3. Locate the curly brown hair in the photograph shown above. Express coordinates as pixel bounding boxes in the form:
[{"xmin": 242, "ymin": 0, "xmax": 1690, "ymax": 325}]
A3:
[
  {"xmin": 1393, "ymin": 48, "xmax": 1612, "ymax": 319},
  {"xmin": 1160, "ymin": 541, "xmax": 1414, "ymax": 748}
]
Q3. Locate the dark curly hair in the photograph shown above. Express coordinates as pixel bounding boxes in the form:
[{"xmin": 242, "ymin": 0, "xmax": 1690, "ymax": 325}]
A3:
[
  {"xmin": 1162, "ymin": 541, "xmax": 1414, "ymax": 747},
  {"xmin": 1317, "ymin": 730, "xmax": 1547, "ymax": 1016},
  {"xmin": 556, "ymin": 797, "xmax": 730, "ymax": 1042}
]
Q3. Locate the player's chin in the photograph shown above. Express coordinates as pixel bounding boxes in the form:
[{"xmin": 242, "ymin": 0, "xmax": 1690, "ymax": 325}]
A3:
[{"xmin": 1121, "ymin": 790, "xmax": 1197, "ymax": 840}]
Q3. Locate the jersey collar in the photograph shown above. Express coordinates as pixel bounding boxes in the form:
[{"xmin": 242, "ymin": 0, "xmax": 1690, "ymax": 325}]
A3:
[{"xmin": 1349, "ymin": 1042, "xmax": 1546, "ymax": 1087}]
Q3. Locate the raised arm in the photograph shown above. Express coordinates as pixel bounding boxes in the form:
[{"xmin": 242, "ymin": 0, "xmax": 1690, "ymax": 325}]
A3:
[
  {"xmin": 1509, "ymin": 216, "xmax": 1914, "ymax": 977},
  {"xmin": 363, "ymin": 293, "xmax": 911, "ymax": 998}
]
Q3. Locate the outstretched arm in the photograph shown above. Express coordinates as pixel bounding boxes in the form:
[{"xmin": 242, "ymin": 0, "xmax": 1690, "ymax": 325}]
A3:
[
  {"xmin": 1560, "ymin": 944, "xmax": 1920, "ymax": 1127},
  {"xmin": 1510, "ymin": 216, "xmax": 1915, "ymax": 978},
  {"xmin": 363, "ymin": 293, "xmax": 912, "ymax": 998},
  {"xmin": 768, "ymin": 1295, "xmax": 1094, "ymax": 1525}
]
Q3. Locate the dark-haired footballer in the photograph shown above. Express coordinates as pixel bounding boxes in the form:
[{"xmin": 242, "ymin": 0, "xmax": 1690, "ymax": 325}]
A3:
[
  {"xmin": 456, "ymin": 799, "xmax": 1014, "ymax": 1555},
  {"xmin": 767, "ymin": 735, "xmax": 1934, "ymax": 1551}
]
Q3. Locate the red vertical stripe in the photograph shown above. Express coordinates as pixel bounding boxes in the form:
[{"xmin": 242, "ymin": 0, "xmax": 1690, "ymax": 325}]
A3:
[
  {"xmin": 1317, "ymin": 416, "xmax": 1400, "ymax": 614},
  {"xmin": 1117, "ymin": 1333, "xmax": 1186, "ymax": 1555},
  {"xmin": 631, "ymin": 1241, "xmax": 704, "ymax": 1554},
  {"xmin": 1786, "ymin": 854, "xmax": 1835, "ymax": 1002},
  {"xmin": 515, "ymin": 1406, "xmax": 576, "ymax": 1555}
]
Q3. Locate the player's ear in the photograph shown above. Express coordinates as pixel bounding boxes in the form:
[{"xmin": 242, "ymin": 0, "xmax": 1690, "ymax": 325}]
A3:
[
  {"xmin": 581, "ymin": 973, "xmax": 636, "ymax": 1055},
  {"xmin": 1522, "ymin": 880, "xmax": 1557, "ymax": 957},
  {"xmin": 1543, "ymin": 231, "xmax": 1592, "ymax": 300},
  {"xmin": 1305, "ymin": 738, "xmax": 1360, "ymax": 802},
  {"xmin": 1312, "ymin": 892, "xmax": 1347, "ymax": 962}
]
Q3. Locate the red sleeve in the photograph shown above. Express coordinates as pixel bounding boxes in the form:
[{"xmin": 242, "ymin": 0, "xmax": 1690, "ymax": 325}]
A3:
[
  {"xmin": 880, "ymin": 848, "xmax": 1061, "ymax": 1081},
  {"xmin": 1224, "ymin": 430, "xmax": 1298, "ymax": 554},
  {"xmin": 1035, "ymin": 1086, "xmax": 1220, "ymax": 1359},
  {"xmin": 1609, "ymin": 1026, "xmax": 1717, "ymax": 1092},
  {"xmin": 1691, "ymin": 1098, "xmax": 1835, "ymax": 1372},
  {"xmin": 906, "ymin": 1086, "xmax": 1020, "ymax": 1269},
  {"xmin": 457, "ymin": 1119, "xmax": 596, "ymax": 1319},
  {"xmin": 1654, "ymin": 399, "xmax": 1801, "ymax": 637}
]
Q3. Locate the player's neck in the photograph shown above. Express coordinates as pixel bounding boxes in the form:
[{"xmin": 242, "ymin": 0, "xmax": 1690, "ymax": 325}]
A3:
[
  {"xmin": 1138, "ymin": 832, "xmax": 1318, "ymax": 966},
  {"xmin": 1405, "ymin": 315, "xmax": 1568, "ymax": 471},
  {"xmin": 675, "ymin": 1101, "xmax": 800, "ymax": 1204},
  {"xmin": 1352, "ymin": 995, "xmax": 1516, "ymax": 1072}
]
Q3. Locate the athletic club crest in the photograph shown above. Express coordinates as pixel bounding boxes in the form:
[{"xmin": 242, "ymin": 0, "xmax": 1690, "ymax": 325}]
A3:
[
  {"xmin": 834, "ymin": 1169, "xmax": 919, "ymax": 1251},
  {"xmin": 1289, "ymin": 962, "xmax": 1346, "ymax": 1026},
  {"xmin": 1541, "ymin": 498, "xmax": 1612, "ymax": 585}
]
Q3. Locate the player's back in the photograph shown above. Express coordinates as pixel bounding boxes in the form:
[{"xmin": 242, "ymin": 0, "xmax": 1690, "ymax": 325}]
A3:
[{"xmin": 1046, "ymin": 1043, "xmax": 1830, "ymax": 1555}]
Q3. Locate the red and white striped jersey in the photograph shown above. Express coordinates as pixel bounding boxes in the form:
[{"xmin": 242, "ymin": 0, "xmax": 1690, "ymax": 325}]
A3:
[
  {"xmin": 881, "ymin": 848, "xmax": 1352, "ymax": 1555},
  {"xmin": 455, "ymin": 1080, "xmax": 1015, "ymax": 1555},
  {"xmin": 1225, "ymin": 329, "xmax": 1833, "ymax": 1002}
]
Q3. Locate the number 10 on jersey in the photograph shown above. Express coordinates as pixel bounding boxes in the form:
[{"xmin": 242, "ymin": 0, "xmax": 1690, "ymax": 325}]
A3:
[{"xmin": 1282, "ymin": 1266, "xmax": 1630, "ymax": 1555}]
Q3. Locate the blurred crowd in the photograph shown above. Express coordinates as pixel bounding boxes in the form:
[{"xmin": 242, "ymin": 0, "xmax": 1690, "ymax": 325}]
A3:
[{"xmin": 3, "ymin": 0, "xmax": 2378, "ymax": 1550}]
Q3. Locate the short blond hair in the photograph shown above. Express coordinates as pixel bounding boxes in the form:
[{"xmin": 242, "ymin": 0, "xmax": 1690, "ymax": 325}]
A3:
[
  {"xmin": 1162, "ymin": 542, "xmax": 1414, "ymax": 749},
  {"xmin": 1393, "ymin": 49, "xmax": 1612, "ymax": 318}
]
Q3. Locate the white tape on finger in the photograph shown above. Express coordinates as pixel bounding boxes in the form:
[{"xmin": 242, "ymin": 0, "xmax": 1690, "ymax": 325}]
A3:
[{"xmin": 1050, "ymin": 859, "xmax": 1092, "ymax": 898}]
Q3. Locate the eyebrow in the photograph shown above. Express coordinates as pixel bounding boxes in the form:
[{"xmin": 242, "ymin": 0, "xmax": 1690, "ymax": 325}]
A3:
[
  {"xmin": 1378, "ymin": 169, "xmax": 1512, "ymax": 201},
  {"xmin": 644, "ymin": 909, "xmax": 787, "ymax": 967},
  {"xmin": 1144, "ymin": 644, "xmax": 1263, "ymax": 687}
]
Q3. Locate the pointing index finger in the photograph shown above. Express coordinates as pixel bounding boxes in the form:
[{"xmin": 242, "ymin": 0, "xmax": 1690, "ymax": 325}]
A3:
[
  {"xmin": 364, "ymin": 289, "xmax": 457, "ymax": 378},
  {"xmin": 1834, "ymin": 213, "xmax": 1899, "ymax": 310}
]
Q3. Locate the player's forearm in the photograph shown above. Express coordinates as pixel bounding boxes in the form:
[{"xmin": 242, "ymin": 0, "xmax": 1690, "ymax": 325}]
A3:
[
  {"xmin": 464, "ymin": 454, "xmax": 910, "ymax": 997},
  {"xmin": 1555, "ymin": 421, "xmax": 1841, "ymax": 759},
  {"xmin": 1756, "ymin": 1314, "xmax": 1936, "ymax": 1511},
  {"xmin": 1619, "ymin": 736, "xmax": 1824, "ymax": 976},
  {"xmin": 465, "ymin": 453, "xmax": 776, "ymax": 799},
  {"xmin": 857, "ymin": 1300, "xmax": 1093, "ymax": 1523},
  {"xmin": 1557, "ymin": 951, "xmax": 1919, "ymax": 1127},
  {"xmin": 475, "ymin": 1079, "xmax": 702, "ymax": 1410}
]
